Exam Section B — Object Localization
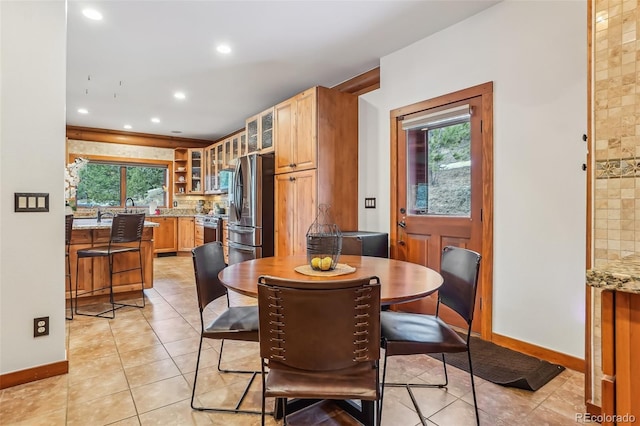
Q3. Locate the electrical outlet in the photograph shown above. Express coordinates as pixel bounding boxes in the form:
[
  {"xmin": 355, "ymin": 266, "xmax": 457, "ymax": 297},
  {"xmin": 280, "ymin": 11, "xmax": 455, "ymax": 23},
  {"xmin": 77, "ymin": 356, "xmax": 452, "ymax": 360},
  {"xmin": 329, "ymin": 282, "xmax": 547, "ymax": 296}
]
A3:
[{"xmin": 33, "ymin": 317, "xmax": 49, "ymax": 337}]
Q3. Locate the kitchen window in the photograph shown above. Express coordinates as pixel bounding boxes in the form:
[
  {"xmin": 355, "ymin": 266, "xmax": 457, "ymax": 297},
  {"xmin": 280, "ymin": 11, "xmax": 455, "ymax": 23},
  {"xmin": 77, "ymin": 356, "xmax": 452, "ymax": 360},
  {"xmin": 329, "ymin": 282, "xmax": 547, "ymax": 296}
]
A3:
[{"xmin": 72, "ymin": 155, "xmax": 170, "ymax": 208}]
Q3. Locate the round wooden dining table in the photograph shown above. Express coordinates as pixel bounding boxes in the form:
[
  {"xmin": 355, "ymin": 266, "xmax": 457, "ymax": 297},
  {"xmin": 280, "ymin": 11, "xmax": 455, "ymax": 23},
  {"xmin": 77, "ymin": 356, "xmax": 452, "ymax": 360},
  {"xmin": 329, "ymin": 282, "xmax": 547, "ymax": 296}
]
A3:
[{"xmin": 218, "ymin": 254, "xmax": 443, "ymax": 305}]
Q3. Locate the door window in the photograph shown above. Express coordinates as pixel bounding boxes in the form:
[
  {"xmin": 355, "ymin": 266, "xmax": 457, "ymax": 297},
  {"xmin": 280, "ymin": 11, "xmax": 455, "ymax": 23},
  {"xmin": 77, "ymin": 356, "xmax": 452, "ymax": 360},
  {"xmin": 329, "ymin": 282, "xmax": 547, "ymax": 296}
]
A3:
[{"xmin": 403, "ymin": 105, "xmax": 471, "ymax": 217}]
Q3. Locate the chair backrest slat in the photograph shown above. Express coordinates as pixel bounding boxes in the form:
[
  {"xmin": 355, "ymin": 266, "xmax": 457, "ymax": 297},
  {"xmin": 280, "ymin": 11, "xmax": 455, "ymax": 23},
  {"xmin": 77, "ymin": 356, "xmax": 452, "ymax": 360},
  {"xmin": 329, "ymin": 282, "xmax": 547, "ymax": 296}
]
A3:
[
  {"xmin": 258, "ymin": 275, "xmax": 380, "ymax": 372},
  {"xmin": 110, "ymin": 213, "xmax": 145, "ymax": 244},
  {"xmin": 438, "ymin": 246, "xmax": 481, "ymax": 325}
]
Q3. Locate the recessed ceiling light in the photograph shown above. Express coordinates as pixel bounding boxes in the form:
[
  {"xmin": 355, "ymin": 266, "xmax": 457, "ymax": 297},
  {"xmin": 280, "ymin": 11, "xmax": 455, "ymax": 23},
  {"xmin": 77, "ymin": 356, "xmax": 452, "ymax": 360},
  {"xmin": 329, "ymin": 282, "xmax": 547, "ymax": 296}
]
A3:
[
  {"xmin": 216, "ymin": 44, "xmax": 232, "ymax": 54},
  {"xmin": 174, "ymin": 92, "xmax": 186, "ymax": 100},
  {"xmin": 151, "ymin": 117, "xmax": 161, "ymax": 123},
  {"xmin": 78, "ymin": 108, "xmax": 88, "ymax": 114},
  {"xmin": 123, "ymin": 124, "xmax": 132, "ymax": 130},
  {"xmin": 82, "ymin": 8, "xmax": 103, "ymax": 21}
]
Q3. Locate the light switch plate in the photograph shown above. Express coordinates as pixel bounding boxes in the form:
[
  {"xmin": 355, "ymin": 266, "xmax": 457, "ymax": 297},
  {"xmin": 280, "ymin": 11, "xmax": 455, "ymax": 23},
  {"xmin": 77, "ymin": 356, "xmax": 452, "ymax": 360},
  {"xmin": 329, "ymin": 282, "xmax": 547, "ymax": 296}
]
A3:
[{"xmin": 15, "ymin": 193, "xmax": 49, "ymax": 212}]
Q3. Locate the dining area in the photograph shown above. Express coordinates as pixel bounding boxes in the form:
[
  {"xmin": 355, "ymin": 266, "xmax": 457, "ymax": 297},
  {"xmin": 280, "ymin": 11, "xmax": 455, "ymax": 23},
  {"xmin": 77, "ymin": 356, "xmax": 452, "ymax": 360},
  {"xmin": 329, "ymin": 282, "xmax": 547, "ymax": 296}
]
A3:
[
  {"xmin": 190, "ymin": 242, "xmax": 482, "ymax": 426},
  {"xmin": 0, "ymin": 249, "xmax": 585, "ymax": 425}
]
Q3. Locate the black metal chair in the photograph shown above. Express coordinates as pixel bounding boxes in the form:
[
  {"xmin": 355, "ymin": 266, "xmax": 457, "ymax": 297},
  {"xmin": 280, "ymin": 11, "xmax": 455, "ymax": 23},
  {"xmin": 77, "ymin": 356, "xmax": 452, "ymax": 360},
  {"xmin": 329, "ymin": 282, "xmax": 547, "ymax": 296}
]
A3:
[
  {"xmin": 257, "ymin": 275, "xmax": 381, "ymax": 426},
  {"xmin": 191, "ymin": 241, "xmax": 265, "ymax": 414},
  {"xmin": 75, "ymin": 213, "xmax": 146, "ymax": 318},
  {"xmin": 65, "ymin": 214, "xmax": 74, "ymax": 320},
  {"xmin": 379, "ymin": 246, "xmax": 482, "ymax": 426}
]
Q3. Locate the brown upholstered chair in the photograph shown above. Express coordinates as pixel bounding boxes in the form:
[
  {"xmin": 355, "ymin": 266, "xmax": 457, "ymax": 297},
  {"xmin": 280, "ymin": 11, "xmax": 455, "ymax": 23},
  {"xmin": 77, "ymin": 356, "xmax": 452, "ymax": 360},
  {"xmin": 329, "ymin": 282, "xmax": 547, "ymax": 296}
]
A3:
[
  {"xmin": 379, "ymin": 246, "xmax": 482, "ymax": 425},
  {"xmin": 65, "ymin": 214, "xmax": 74, "ymax": 320},
  {"xmin": 75, "ymin": 213, "xmax": 146, "ymax": 318},
  {"xmin": 257, "ymin": 275, "xmax": 381, "ymax": 426},
  {"xmin": 191, "ymin": 242, "xmax": 264, "ymax": 414}
]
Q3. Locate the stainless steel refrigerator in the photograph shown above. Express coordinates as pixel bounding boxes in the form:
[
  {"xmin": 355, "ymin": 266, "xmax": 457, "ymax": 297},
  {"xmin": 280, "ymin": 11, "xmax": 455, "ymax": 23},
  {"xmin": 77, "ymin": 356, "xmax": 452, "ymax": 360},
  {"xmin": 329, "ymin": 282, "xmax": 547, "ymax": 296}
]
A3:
[{"xmin": 228, "ymin": 153, "xmax": 274, "ymax": 264}]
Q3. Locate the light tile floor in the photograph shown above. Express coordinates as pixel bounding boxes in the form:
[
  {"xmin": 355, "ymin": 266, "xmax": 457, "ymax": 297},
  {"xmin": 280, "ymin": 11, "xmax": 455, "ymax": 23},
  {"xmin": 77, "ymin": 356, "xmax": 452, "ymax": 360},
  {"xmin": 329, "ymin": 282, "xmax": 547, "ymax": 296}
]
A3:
[{"xmin": 1, "ymin": 256, "xmax": 590, "ymax": 425}]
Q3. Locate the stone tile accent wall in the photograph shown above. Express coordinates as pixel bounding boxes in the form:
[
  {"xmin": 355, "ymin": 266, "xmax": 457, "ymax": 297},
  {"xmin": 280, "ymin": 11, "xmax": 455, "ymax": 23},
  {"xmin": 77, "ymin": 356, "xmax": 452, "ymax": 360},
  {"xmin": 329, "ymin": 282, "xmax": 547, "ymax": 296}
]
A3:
[
  {"xmin": 591, "ymin": 0, "xmax": 640, "ymax": 407},
  {"xmin": 593, "ymin": 0, "xmax": 640, "ymax": 268}
]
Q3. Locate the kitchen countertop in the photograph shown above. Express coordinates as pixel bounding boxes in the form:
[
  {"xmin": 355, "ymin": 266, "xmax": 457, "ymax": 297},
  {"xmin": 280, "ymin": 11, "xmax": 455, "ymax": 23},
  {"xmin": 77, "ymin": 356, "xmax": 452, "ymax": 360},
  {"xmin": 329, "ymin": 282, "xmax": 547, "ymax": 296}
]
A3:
[
  {"xmin": 72, "ymin": 218, "xmax": 159, "ymax": 230},
  {"xmin": 586, "ymin": 254, "xmax": 640, "ymax": 294}
]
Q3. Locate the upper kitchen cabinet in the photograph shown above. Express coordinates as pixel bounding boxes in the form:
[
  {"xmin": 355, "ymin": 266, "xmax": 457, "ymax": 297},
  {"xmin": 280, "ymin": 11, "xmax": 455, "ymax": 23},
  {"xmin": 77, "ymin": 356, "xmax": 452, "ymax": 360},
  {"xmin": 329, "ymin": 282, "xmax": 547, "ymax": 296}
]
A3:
[
  {"xmin": 227, "ymin": 130, "xmax": 247, "ymax": 168},
  {"xmin": 204, "ymin": 144, "xmax": 215, "ymax": 193},
  {"xmin": 246, "ymin": 107, "xmax": 274, "ymax": 155},
  {"xmin": 275, "ymin": 89, "xmax": 316, "ymax": 174},
  {"xmin": 274, "ymin": 86, "xmax": 356, "ymax": 175},
  {"xmin": 174, "ymin": 148, "xmax": 188, "ymax": 195},
  {"xmin": 187, "ymin": 148, "xmax": 204, "ymax": 194}
]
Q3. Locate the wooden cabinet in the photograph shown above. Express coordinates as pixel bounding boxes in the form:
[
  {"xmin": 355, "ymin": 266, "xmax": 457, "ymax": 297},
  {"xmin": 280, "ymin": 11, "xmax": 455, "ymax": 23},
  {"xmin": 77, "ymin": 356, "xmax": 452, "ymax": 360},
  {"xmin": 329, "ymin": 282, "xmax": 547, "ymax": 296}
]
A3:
[
  {"xmin": 148, "ymin": 217, "xmax": 177, "ymax": 253},
  {"xmin": 246, "ymin": 107, "xmax": 274, "ymax": 155},
  {"xmin": 222, "ymin": 219, "xmax": 229, "ymax": 264},
  {"xmin": 274, "ymin": 89, "xmax": 317, "ymax": 174},
  {"xmin": 273, "ymin": 86, "xmax": 358, "ymax": 255},
  {"xmin": 195, "ymin": 221, "xmax": 204, "ymax": 247},
  {"xmin": 174, "ymin": 148, "xmax": 188, "ymax": 195},
  {"xmin": 204, "ymin": 145, "xmax": 214, "ymax": 193},
  {"xmin": 275, "ymin": 170, "xmax": 317, "ymax": 256},
  {"xmin": 178, "ymin": 217, "xmax": 195, "ymax": 252},
  {"xmin": 188, "ymin": 148, "xmax": 204, "ymax": 194}
]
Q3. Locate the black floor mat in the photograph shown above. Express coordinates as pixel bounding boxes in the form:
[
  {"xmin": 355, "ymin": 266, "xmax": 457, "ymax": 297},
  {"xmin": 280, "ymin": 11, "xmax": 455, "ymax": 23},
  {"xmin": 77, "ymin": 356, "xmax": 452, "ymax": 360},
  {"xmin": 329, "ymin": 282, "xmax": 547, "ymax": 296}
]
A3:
[{"xmin": 429, "ymin": 335, "xmax": 565, "ymax": 391}]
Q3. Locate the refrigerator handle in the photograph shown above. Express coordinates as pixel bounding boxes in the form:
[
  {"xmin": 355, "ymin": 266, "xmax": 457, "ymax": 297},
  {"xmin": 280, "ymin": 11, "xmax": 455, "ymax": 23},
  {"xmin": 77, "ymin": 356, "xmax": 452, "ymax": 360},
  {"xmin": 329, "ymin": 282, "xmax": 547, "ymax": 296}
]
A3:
[{"xmin": 233, "ymin": 160, "xmax": 242, "ymax": 220}]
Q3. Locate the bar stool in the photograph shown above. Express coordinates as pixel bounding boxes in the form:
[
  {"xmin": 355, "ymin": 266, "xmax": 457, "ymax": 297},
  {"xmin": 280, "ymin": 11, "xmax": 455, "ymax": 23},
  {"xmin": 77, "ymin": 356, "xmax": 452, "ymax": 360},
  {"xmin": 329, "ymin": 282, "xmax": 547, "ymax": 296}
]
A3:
[
  {"xmin": 65, "ymin": 214, "xmax": 74, "ymax": 320},
  {"xmin": 75, "ymin": 213, "xmax": 146, "ymax": 318}
]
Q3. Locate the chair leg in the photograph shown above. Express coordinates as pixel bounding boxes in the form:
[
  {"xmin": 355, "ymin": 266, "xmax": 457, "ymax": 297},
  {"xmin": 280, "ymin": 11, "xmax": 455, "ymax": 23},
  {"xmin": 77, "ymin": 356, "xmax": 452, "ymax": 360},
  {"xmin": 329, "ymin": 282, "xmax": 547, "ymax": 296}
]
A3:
[
  {"xmin": 380, "ymin": 352, "xmax": 451, "ymax": 426},
  {"xmin": 467, "ymin": 350, "xmax": 480, "ymax": 425},
  {"xmin": 66, "ymin": 253, "xmax": 73, "ymax": 320},
  {"xmin": 74, "ymin": 256, "xmax": 116, "ymax": 319},
  {"xmin": 112, "ymin": 250, "xmax": 146, "ymax": 310},
  {"xmin": 191, "ymin": 337, "xmax": 270, "ymax": 415}
]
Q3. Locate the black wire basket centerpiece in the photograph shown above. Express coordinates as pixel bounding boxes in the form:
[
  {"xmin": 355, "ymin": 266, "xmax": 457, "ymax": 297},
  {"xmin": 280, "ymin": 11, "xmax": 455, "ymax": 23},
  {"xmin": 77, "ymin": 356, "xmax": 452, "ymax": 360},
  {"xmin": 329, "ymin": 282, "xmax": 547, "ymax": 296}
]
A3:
[{"xmin": 306, "ymin": 205, "xmax": 342, "ymax": 271}]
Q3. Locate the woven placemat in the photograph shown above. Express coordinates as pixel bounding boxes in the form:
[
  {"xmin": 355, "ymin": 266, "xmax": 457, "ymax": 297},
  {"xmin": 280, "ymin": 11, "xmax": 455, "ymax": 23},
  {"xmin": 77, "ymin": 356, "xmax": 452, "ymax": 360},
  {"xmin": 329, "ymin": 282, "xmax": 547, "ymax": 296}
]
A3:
[{"xmin": 294, "ymin": 263, "xmax": 356, "ymax": 277}]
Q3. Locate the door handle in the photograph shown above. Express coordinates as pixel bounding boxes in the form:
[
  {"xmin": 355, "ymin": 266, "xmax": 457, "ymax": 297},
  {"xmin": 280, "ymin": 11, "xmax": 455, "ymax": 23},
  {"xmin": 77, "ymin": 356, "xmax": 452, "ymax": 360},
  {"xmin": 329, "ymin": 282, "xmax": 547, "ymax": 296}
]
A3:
[
  {"xmin": 398, "ymin": 221, "xmax": 406, "ymax": 229},
  {"xmin": 398, "ymin": 240, "xmax": 406, "ymax": 246}
]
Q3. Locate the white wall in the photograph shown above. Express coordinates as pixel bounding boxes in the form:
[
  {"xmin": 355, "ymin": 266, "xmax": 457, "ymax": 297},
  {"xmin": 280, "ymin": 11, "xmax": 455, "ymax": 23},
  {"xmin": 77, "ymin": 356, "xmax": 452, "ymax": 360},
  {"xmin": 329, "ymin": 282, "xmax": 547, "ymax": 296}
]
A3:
[
  {"xmin": 359, "ymin": 1, "xmax": 587, "ymax": 358},
  {"xmin": 0, "ymin": 1, "xmax": 67, "ymax": 374}
]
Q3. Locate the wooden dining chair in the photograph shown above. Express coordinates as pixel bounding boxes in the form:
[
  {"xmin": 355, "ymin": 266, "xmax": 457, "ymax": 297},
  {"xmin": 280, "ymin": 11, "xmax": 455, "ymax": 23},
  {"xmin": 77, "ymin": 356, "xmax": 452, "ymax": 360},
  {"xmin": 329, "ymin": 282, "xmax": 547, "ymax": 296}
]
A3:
[
  {"xmin": 379, "ymin": 246, "xmax": 482, "ymax": 425},
  {"xmin": 191, "ymin": 241, "xmax": 265, "ymax": 414},
  {"xmin": 257, "ymin": 275, "xmax": 381, "ymax": 426}
]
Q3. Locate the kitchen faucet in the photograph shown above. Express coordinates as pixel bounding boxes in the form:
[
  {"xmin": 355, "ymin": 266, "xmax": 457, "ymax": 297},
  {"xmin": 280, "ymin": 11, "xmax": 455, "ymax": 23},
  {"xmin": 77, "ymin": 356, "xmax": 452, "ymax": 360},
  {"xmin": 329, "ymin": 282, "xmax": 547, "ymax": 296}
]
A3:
[
  {"xmin": 125, "ymin": 197, "xmax": 135, "ymax": 213},
  {"xmin": 97, "ymin": 208, "xmax": 114, "ymax": 223}
]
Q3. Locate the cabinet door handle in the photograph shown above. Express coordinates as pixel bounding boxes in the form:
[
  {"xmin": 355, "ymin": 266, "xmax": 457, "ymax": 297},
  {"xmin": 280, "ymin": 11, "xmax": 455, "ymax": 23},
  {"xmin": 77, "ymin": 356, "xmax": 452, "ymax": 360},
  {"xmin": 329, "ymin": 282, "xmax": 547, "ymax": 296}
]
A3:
[
  {"xmin": 289, "ymin": 163, "xmax": 295, "ymax": 168},
  {"xmin": 289, "ymin": 176, "xmax": 296, "ymax": 182}
]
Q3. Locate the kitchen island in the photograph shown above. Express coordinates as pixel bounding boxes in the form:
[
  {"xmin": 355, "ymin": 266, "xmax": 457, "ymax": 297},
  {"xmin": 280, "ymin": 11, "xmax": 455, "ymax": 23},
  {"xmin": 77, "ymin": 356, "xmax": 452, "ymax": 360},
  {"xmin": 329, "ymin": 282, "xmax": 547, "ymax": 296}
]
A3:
[
  {"xmin": 69, "ymin": 218, "xmax": 158, "ymax": 303},
  {"xmin": 586, "ymin": 256, "xmax": 640, "ymax": 426}
]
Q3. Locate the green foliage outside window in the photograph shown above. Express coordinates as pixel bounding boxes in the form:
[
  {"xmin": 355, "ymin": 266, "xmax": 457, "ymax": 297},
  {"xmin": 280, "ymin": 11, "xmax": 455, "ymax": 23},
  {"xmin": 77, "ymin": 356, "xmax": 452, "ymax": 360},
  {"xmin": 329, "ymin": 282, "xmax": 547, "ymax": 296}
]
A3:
[{"xmin": 76, "ymin": 161, "xmax": 167, "ymax": 208}]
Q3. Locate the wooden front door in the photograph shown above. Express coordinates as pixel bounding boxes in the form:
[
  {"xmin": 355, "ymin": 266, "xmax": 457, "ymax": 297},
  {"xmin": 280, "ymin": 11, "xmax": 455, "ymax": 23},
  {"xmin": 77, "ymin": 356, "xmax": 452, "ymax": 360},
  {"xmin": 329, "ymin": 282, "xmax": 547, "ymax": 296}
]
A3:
[{"xmin": 390, "ymin": 82, "xmax": 493, "ymax": 337}]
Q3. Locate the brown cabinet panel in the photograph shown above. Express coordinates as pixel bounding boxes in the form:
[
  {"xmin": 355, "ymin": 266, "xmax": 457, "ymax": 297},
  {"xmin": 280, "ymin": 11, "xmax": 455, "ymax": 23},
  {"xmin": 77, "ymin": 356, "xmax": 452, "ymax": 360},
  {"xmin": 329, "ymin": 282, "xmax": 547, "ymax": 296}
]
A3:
[
  {"xmin": 274, "ymin": 89, "xmax": 317, "ymax": 174},
  {"xmin": 275, "ymin": 170, "xmax": 317, "ymax": 256},
  {"xmin": 148, "ymin": 217, "xmax": 177, "ymax": 253},
  {"xmin": 195, "ymin": 223, "xmax": 204, "ymax": 247},
  {"xmin": 178, "ymin": 217, "xmax": 195, "ymax": 252}
]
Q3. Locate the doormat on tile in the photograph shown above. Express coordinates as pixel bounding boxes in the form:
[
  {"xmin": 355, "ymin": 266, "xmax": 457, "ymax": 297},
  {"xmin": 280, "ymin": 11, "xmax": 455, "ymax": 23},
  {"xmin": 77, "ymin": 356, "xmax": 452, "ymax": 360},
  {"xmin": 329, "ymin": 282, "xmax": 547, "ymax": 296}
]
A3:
[{"xmin": 428, "ymin": 334, "xmax": 565, "ymax": 391}]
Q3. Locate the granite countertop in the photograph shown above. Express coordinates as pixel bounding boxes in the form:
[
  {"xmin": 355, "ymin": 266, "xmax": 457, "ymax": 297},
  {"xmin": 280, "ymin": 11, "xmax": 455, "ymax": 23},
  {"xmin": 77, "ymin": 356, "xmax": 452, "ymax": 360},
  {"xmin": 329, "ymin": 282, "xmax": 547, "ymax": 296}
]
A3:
[
  {"xmin": 72, "ymin": 218, "xmax": 160, "ymax": 230},
  {"xmin": 586, "ymin": 254, "xmax": 640, "ymax": 294}
]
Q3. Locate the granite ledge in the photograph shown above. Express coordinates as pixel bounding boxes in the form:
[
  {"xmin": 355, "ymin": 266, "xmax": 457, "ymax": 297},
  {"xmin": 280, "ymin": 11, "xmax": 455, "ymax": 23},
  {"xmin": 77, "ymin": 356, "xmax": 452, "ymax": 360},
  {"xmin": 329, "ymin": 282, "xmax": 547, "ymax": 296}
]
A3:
[
  {"xmin": 72, "ymin": 218, "xmax": 159, "ymax": 230},
  {"xmin": 586, "ymin": 254, "xmax": 640, "ymax": 294}
]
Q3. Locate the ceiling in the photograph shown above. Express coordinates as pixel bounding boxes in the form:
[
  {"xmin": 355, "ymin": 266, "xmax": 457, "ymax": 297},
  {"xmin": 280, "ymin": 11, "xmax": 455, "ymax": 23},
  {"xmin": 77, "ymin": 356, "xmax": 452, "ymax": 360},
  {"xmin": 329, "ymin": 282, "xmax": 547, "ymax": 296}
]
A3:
[{"xmin": 67, "ymin": 0, "xmax": 499, "ymax": 142}]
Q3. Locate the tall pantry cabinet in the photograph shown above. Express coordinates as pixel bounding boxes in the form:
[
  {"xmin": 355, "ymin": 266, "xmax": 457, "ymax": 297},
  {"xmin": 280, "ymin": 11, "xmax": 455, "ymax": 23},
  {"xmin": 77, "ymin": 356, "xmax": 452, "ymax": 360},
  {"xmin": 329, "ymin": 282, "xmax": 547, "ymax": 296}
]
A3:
[{"xmin": 274, "ymin": 86, "xmax": 358, "ymax": 256}]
